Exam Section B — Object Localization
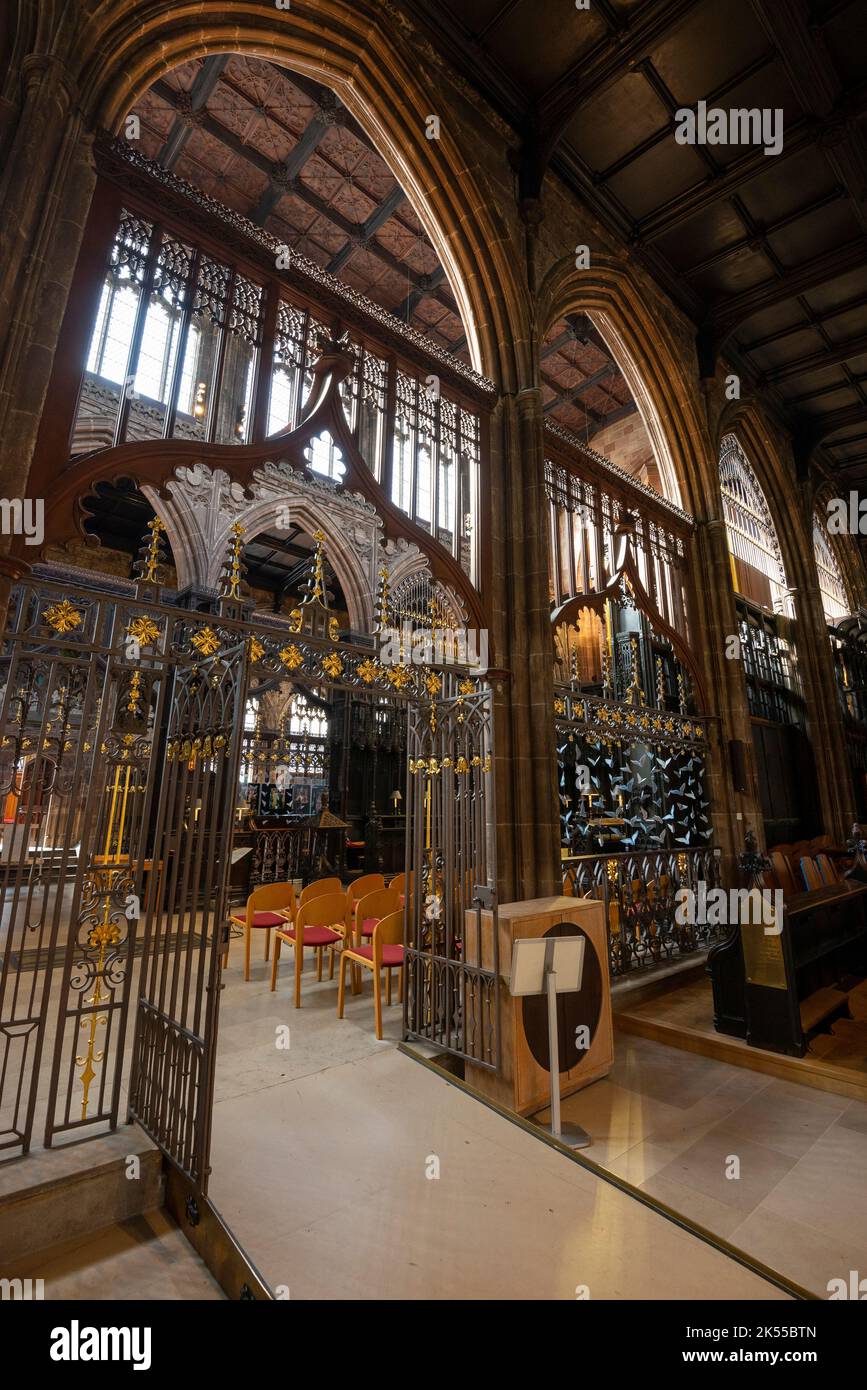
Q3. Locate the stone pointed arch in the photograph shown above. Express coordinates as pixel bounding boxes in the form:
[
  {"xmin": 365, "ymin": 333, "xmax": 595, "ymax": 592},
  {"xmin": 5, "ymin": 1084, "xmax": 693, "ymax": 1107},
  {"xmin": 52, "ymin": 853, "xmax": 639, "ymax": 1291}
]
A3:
[
  {"xmin": 536, "ymin": 255, "xmax": 715, "ymax": 517},
  {"xmin": 224, "ymin": 488, "xmax": 377, "ymax": 634},
  {"xmin": 67, "ymin": 1, "xmax": 532, "ymax": 392},
  {"xmin": 140, "ymin": 461, "xmax": 379, "ymax": 632}
]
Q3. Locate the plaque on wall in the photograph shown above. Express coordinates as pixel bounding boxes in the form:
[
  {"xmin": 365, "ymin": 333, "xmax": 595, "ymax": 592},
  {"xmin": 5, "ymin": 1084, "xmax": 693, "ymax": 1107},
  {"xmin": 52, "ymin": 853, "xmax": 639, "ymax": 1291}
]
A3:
[{"xmin": 740, "ymin": 918, "xmax": 787, "ymax": 990}]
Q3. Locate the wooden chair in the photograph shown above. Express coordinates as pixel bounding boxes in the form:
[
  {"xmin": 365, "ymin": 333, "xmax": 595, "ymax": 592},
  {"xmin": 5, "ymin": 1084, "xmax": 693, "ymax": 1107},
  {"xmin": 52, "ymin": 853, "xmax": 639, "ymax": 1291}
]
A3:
[
  {"xmin": 270, "ymin": 891, "xmax": 349, "ymax": 1007},
  {"xmin": 388, "ymin": 871, "xmax": 413, "ymax": 903},
  {"xmin": 227, "ymin": 882, "xmax": 296, "ymax": 981},
  {"xmin": 299, "ymin": 877, "xmax": 341, "ymax": 908},
  {"xmin": 337, "ymin": 908, "xmax": 405, "ymax": 1039},
  {"xmin": 347, "ymin": 873, "xmax": 386, "ymax": 909},
  {"xmin": 354, "ymin": 885, "xmax": 400, "ymax": 945}
]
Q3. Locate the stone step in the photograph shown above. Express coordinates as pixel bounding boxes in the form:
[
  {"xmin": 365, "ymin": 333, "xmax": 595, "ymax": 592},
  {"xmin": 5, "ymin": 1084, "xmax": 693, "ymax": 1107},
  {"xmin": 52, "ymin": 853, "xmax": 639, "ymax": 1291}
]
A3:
[
  {"xmin": 2, "ymin": 1209, "xmax": 225, "ymax": 1300},
  {"xmin": 0, "ymin": 1125, "xmax": 163, "ymax": 1264}
]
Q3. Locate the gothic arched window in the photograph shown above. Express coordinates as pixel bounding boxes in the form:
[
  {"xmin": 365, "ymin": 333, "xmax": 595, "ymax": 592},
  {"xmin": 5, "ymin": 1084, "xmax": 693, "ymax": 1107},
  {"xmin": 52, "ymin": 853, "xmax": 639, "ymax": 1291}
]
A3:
[
  {"xmin": 719, "ymin": 435, "xmax": 790, "ymax": 615},
  {"xmin": 812, "ymin": 514, "xmax": 850, "ymax": 622}
]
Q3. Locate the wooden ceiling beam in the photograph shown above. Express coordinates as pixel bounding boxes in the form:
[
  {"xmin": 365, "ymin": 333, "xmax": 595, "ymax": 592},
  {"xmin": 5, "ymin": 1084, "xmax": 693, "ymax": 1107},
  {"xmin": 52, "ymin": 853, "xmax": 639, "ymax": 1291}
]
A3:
[
  {"xmin": 761, "ymin": 332, "xmax": 867, "ymax": 384},
  {"xmin": 157, "ymin": 56, "xmax": 230, "ymax": 172},
  {"xmin": 738, "ymin": 291, "xmax": 867, "ymax": 352},
  {"xmin": 536, "ymin": 0, "xmax": 701, "ymax": 159},
  {"xmin": 709, "ymin": 235, "xmax": 867, "ymax": 338},
  {"xmin": 684, "ymin": 188, "xmax": 846, "ymax": 278},
  {"xmin": 594, "ymin": 50, "xmax": 777, "ymax": 183},
  {"xmin": 251, "ymin": 113, "xmax": 332, "ymax": 225},
  {"xmin": 328, "ymin": 184, "xmax": 406, "ymax": 274},
  {"xmin": 789, "ymin": 370, "xmax": 867, "ymax": 405},
  {"xmin": 635, "ymin": 119, "xmax": 818, "ymax": 243},
  {"xmin": 826, "ymin": 429, "xmax": 867, "ymax": 448},
  {"xmin": 749, "ymin": 0, "xmax": 867, "ymax": 235},
  {"xmin": 587, "ymin": 401, "xmax": 639, "ymax": 436}
]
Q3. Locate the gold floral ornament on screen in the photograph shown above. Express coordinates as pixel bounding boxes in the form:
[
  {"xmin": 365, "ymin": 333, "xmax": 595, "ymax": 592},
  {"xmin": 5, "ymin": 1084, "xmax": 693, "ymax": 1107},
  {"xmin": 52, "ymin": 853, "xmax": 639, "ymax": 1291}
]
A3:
[
  {"xmin": 140, "ymin": 516, "xmax": 167, "ymax": 585},
  {"xmin": 279, "ymin": 644, "xmax": 304, "ymax": 671},
  {"xmin": 44, "ymin": 598, "xmax": 83, "ymax": 635},
  {"xmin": 127, "ymin": 614, "xmax": 161, "ymax": 649},
  {"xmin": 358, "ymin": 657, "xmax": 380, "ymax": 684},
  {"xmin": 191, "ymin": 625, "xmax": 221, "ymax": 657}
]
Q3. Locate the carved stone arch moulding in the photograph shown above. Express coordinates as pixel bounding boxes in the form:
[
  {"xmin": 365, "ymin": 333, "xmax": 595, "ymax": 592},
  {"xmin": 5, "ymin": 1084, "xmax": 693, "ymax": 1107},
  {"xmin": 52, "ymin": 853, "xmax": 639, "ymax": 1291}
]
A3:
[
  {"xmin": 31, "ymin": 342, "xmax": 487, "ymax": 636},
  {"xmin": 536, "ymin": 254, "xmax": 716, "ymax": 519}
]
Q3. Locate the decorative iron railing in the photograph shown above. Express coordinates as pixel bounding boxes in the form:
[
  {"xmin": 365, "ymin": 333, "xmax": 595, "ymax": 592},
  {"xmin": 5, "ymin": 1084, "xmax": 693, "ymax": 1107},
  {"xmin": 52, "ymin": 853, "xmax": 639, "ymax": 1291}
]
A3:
[
  {"xmin": 251, "ymin": 825, "xmax": 305, "ymax": 886},
  {"xmin": 563, "ymin": 846, "xmax": 722, "ymax": 976}
]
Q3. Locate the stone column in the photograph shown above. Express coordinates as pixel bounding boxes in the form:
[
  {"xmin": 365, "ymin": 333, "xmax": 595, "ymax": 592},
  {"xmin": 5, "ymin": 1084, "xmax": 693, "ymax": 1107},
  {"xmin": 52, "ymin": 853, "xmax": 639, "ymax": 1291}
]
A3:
[
  {"xmin": 691, "ymin": 517, "xmax": 765, "ymax": 867},
  {"xmin": 0, "ymin": 55, "xmax": 96, "ymax": 514},
  {"xmin": 489, "ymin": 387, "xmax": 561, "ymax": 903}
]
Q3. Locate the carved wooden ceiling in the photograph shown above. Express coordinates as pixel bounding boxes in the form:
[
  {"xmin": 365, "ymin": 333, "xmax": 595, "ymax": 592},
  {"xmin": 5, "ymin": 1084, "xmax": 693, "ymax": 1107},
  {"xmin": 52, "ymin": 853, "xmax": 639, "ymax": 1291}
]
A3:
[
  {"xmin": 130, "ymin": 52, "xmax": 638, "ymax": 449},
  {"xmin": 131, "ymin": 56, "xmax": 466, "ymax": 356},
  {"xmin": 399, "ymin": 0, "xmax": 867, "ymax": 490}
]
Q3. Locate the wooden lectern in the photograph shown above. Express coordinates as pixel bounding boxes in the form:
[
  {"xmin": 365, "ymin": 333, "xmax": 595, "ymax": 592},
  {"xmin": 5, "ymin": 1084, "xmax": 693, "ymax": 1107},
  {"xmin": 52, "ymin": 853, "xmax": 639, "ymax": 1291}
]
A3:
[{"xmin": 465, "ymin": 896, "xmax": 613, "ymax": 1116}]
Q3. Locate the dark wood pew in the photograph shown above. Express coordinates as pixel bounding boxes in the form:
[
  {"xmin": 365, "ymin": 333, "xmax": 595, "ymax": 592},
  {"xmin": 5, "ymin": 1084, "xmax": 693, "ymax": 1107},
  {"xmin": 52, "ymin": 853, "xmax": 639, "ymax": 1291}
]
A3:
[{"xmin": 708, "ymin": 878, "xmax": 867, "ymax": 1057}]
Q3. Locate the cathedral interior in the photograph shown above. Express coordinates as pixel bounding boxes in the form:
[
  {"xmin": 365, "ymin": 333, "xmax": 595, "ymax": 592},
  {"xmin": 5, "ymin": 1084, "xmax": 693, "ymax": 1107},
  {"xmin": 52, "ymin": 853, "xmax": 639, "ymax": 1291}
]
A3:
[{"xmin": 2, "ymin": 0, "xmax": 867, "ymax": 1322}]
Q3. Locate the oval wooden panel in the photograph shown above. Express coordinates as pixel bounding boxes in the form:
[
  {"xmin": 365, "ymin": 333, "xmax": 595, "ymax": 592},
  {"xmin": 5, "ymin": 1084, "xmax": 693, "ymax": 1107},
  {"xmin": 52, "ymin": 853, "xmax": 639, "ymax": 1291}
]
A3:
[{"xmin": 520, "ymin": 922, "xmax": 602, "ymax": 1073}]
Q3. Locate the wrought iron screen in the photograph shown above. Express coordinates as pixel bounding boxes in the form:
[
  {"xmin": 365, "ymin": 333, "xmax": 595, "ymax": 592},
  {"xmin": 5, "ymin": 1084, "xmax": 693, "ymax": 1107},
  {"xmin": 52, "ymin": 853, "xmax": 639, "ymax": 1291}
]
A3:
[
  {"xmin": 0, "ymin": 581, "xmax": 246, "ymax": 1163},
  {"xmin": 128, "ymin": 627, "xmax": 247, "ymax": 1188},
  {"xmin": 404, "ymin": 679, "xmax": 499, "ymax": 1069}
]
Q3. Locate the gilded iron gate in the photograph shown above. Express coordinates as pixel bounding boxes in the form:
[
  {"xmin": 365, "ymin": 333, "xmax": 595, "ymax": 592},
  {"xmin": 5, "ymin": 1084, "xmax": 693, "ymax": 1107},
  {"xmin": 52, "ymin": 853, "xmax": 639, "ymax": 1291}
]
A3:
[
  {"xmin": 404, "ymin": 677, "xmax": 499, "ymax": 1069},
  {"xmin": 0, "ymin": 578, "xmax": 246, "ymax": 1174},
  {"xmin": 0, "ymin": 578, "xmax": 134, "ymax": 1157},
  {"xmin": 127, "ymin": 624, "xmax": 247, "ymax": 1191}
]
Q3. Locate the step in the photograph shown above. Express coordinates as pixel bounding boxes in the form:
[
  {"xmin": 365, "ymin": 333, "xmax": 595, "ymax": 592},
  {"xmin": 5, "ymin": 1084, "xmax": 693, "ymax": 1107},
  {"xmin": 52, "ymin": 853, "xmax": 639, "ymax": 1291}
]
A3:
[
  {"xmin": 2, "ymin": 1209, "xmax": 225, "ymax": 1300},
  {"xmin": 0, "ymin": 1125, "xmax": 164, "ymax": 1264}
]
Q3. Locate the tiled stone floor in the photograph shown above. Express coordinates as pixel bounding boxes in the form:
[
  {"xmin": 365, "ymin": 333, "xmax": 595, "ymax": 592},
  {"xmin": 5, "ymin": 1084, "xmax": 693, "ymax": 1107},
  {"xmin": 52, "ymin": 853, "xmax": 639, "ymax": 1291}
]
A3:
[
  {"xmin": 550, "ymin": 1033, "xmax": 867, "ymax": 1296},
  {"xmin": 207, "ymin": 949, "xmax": 788, "ymax": 1301}
]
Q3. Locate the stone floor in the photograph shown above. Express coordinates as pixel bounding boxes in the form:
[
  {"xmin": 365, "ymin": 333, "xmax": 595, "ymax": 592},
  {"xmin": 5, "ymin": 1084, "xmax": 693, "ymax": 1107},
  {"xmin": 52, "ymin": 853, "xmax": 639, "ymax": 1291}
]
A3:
[
  {"xmin": 3, "ymin": 1209, "xmax": 224, "ymax": 1300},
  {"xmin": 207, "ymin": 946, "xmax": 788, "ymax": 1301},
  {"xmin": 548, "ymin": 1031, "xmax": 867, "ymax": 1297}
]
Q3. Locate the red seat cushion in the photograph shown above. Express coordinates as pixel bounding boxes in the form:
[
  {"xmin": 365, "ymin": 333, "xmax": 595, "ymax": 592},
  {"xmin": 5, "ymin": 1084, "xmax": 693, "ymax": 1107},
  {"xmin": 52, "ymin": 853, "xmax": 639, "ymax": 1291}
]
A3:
[
  {"xmin": 353, "ymin": 943, "xmax": 404, "ymax": 967},
  {"xmin": 361, "ymin": 916, "xmax": 379, "ymax": 938},
  {"xmin": 250, "ymin": 911, "xmax": 287, "ymax": 928},
  {"xmin": 283, "ymin": 924, "xmax": 342, "ymax": 946}
]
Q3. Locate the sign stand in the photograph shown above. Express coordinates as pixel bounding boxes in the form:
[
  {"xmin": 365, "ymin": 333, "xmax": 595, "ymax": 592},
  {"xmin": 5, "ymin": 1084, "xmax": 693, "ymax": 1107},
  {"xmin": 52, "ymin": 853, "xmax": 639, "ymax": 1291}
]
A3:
[{"xmin": 508, "ymin": 936, "xmax": 591, "ymax": 1149}]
